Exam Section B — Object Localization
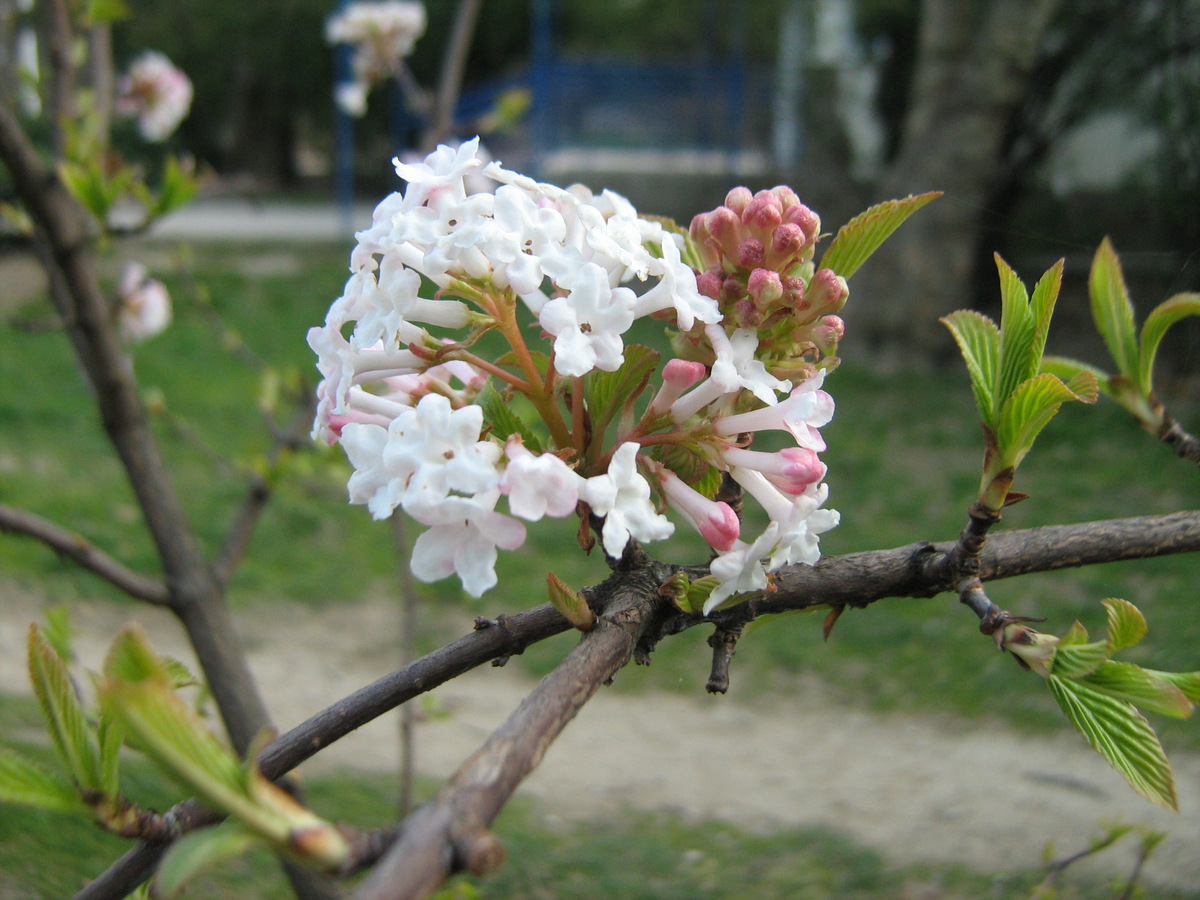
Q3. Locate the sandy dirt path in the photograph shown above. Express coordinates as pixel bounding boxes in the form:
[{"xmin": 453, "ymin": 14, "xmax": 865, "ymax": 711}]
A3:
[{"xmin": 2, "ymin": 584, "xmax": 1199, "ymax": 891}]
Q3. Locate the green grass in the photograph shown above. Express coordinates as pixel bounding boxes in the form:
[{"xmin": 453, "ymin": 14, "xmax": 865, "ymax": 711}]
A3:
[{"xmin": 3, "ymin": 238, "xmax": 1200, "ymax": 735}]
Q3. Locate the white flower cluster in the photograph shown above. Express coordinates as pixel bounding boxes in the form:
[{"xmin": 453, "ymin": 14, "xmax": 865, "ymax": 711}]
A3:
[
  {"xmin": 326, "ymin": 1, "xmax": 427, "ymax": 117},
  {"xmin": 116, "ymin": 51, "xmax": 193, "ymax": 143},
  {"xmin": 310, "ymin": 138, "xmax": 839, "ymax": 610}
]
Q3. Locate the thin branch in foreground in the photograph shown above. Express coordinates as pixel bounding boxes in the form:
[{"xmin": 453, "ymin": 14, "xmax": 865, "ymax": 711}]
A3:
[{"xmin": 0, "ymin": 501, "xmax": 169, "ymax": 604}]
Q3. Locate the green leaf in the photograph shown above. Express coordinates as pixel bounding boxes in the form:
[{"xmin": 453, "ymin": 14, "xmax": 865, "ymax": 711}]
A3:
[
  {"xmin": 1078, "ymin": 661, "xmax": 1192, "ymax": 719},
  {"xmin": 1103, "ymin": 598, "xmax": 1146, "ymax": 653},
  {"xmin": 1028, "ymin": 259, "xmax": 1064, "ymax": 362},
  {"xmin": 0, "ymin": 747, "xmax": 88, "ymax": 814},
  {"xmin": 1051, "ymin": 640, "xmax": 1110, "ymax": 679},
  {"xmin": 1089, "ymin": 238, "xmax": 1139, "ymax": 379},
  {"xmin": 1142, "ymin": 670, "xmax": 1200, "ymax": 704},
  {"xmin": 148, "ymin": 155, "xmax": 199, "ymax": 219},
  {"xmin": 101, "ymin": 629, "xmax": 269, "ymax": 834},
  {"xmin": 1047, "ymin": 675, "xmax": 1177, "ymax": 809},
  {"xmin": 477, "ymin": 383, "xmax": 542, "ymax": 452},
  {"xmin": 817, "ymin": 192, "xmax": 940, "ymax": 280},
  {"xmin": 1058, "ymin": 620, "xmax": 1090, "ymax": 646},
  {"xmin": 98, "ymin": 716, "xmax": 124, "ymax": 799},
  {"xmin": 1136, "ymin": 293, "xmax": 1200, "ymax": 395},
  {"xmin": 154, "ymin": 823, "xmax": 262, "ymax": 900},
  {"xmin": 941, "ymin": 310, "xmax": 1000, "ymax": 426},
  {"xmin": 995, "ymin": 373, "xmax": 1081, "ymax": 467},
  {"xmin": 994, "ymin": 254, "xmax": 1036, "ymax": 408},
  {"xmin": 1041, "ymin": 355, "xmax": 1112, "ymax": 393},
  {"xmin": 27, "ymin": 625, "xmax": 101, "ymax": 791},
  {"xmin": 585, "ymin": 344, "xmax": 660, "ymax": 439}
]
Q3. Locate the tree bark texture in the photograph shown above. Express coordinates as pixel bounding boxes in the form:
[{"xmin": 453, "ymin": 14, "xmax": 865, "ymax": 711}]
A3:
[{"xmin": 849, "ymin": 0, "xmax": 1063, "ymax": 363}]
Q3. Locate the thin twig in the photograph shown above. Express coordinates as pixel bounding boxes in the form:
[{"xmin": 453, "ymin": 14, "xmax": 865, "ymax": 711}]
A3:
[
  {"xmin": 353, "ymin": 562, "xmax": 664, "ymax": 900},
  {"xmin": 0, "ymin": 502, "xmax": 169, "ymax": 604}
]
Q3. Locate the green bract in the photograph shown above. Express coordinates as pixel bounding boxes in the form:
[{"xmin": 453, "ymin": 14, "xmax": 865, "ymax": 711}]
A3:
[{"xmin": 942, "ymin": 255, "xmax": 1098, "ymax": 512}]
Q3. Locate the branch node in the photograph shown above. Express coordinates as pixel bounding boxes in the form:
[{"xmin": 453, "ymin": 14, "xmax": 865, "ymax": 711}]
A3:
[
  {"xmin": 705, "ymin": 626, "xmax": 742, "ymax": 694},
  {"xmin": 451, "ymin": 818, "xmax": 506, "ymax": 877}
]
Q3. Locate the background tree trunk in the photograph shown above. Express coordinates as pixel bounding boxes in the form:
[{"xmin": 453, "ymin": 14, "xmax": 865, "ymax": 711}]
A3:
[{"xmin": 847, "ymin": 0, "xmax": 1063, "ymax": 366}]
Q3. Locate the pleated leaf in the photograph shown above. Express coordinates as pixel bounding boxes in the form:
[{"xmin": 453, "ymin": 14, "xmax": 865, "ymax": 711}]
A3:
[
  {"xmin": 1103, "ymin": 598, "xmax": 1147, "ymax": 653},
  {"xmin": 996, "ymin": 373, "xmax": 1082, "ymax": 466},
  {"xmin": 27, "ymin": 625, "xmax": 101, "ymax": 791},
  {"xmin": 994, "ymin": 254, "xmax": 1036, "ymax": 409},
  {"xmin": 477, "ymin": 382, "xmax": 542, "ymax": 452},
  {"xmin": 0, "ymin": 747, "xmax": 88, "ymax": 814},
  {"xmin": 941, "ymin": 310, "xmax": 1000, "ymax": 427},
  {"xmin": 585, "ymin": 344, "xmax": 660, "ymax": 439},
  {"xmin": 1143, "ymin": 670, "xmax": 1200, "ymax": 704},
  {"xmin": 1042, "ymin": 355, "xmax": 1113, "ymax": 396},
  {"xmin": 1051, "ymin": 640, "xmax": 1111, "ymax": 679},
  {"xmin": 1137, "ymin": 293, "xmax": 1200, "ymax": 395},
  {"xmin": 1089, "ymin": 237, "xmax": 1139, "ymax": 379},
  {"xmin": 1047, "ymin": 674, "xmax": 1177, "ymax": 809},
  {"xmin": 1077, "ymin": 661, "xmax": 1193, "ymax": 719},
  {"xmin": 817, "ymin": 192, "xmax": 940, "ymax": 280},
  {"xmin": 154, "ymin": 822, "xmax": 262, "ymax": 900},
  {"xmin": 101, "ymin": 629, "xmax": 272, "ymax": 835}
]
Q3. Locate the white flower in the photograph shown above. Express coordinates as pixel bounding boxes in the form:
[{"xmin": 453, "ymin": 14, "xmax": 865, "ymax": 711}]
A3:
[
  {"xmin": 580, "ymin": 443, "xmax": 673, "ymax": 558},
  {"xmin": 632, "ymin": 232, "xmax": 720, "ymax": 331},
  {"xmin": 730, "ymin": 469, "xmax": 839, "ymax": 570},
  {"xmin": 499, "ymin": 437, "xmax": 581, "ymax": 520},
  {"xmin": 115, "ymin": 261, "xmax": 171, "ymax": 343},
  {"xmin": 714, "ymin": 370, "xmax": 833, "ymax": 450},
  {"xmin": 116, "ymin": 51, "xmax": 193, "ymax": 142},
  {"xmin": 706, "ymin": 524, "xmax": 780, "ymax": 614},
  {"xmin": 671, "ymin": 327, "xmax": 790, "ymax": 422},
  {"xmin": 407, "ymin": 492, "xmax": 526, "ymax": 597},
  {"xmin": 383, "ymin": 394, "xmax": 501, "ymax": 508},
  {"xmin": 538, "ymin": 262, "xmax": 636, "ymax": 377}
]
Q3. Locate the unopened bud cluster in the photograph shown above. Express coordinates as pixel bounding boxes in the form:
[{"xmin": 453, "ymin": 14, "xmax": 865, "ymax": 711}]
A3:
[
  {"xmin": 309, "ymin": 139, "xmax": 843, "ymax": 612},
  {"xmin": 686, "ymin": 186, "xmax": 847, "ymax": 384}
]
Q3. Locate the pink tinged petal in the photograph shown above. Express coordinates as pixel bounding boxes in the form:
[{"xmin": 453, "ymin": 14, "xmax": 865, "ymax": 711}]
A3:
[
  {"xmin": 648, "ymin": 359, "xmax": 708, "ymax": 415},
  {"xmin": 658, "ymin": 469, "xmax": 740, "ymax": 551},
  {"xmin": 705, "ymin": 523, "xmax": 780, "ymax": 614},
  {"xmin": 720, "ymin": 446, "xmax": 826, "ymax": 494}
]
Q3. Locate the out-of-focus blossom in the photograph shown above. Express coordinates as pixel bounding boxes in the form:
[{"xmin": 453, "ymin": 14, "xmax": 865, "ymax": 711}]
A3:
[
  {"xmin": 116, "ymin": 52, "xmax": 193, "ymax": 142},
  {"xmin": 327, "ymin": 1, "xmax": 427, "ymax": 117},
  {"xmin": 115, "ymin": 261, "xmax": 171, "ymax": 343}
]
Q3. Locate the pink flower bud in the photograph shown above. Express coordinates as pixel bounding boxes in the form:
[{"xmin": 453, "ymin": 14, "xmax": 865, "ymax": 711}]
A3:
[
  {"xmin": 747, "ymin": 268, "xmax": 783, "ymax": 307},
  {"xmin": 737, "ymin": 237, "xmax": 765, "ymax": 270},
  {"xmin": 782, "ymin": 276, "xmax": 805, "ymax": 309},
  {"xmin": 743, "ymin": 191, "xmax": 783, "ymax": 230},
  {"xmin": 721, "ymin": 274, "xmax": 744, "ymax": 304},
  {"xmin": 783, "ymin": 203, "xmax": 820, "ymax": 243},
  {"xmin": 772, "ymin": 222, "xmax": 804, "ymax": 256},
  {"xmin": 649, "ymin": 359, "xmax": 708, "ymax": 415},
  {"xmin": 806, "ymin": 268, "xmax": 849, "ymax": 316},
  {"xmin": 658, "ymin": 467, "xmax": 741, "ymax": 551},
  {"xmin": 811, "ymin": 315, "xmax": 845, "ymax": 353},
  {"xmin": 695, "ymin": 268, "xmax": 724, "ymax": 300},
  {"xmin": 722, "ymin": 446, "xmax": 826, "ymax": 494},
  {"xmin": 723, "ymin": 186, "xmax": 753, "ymax": 216}
]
